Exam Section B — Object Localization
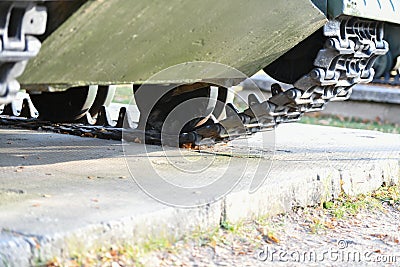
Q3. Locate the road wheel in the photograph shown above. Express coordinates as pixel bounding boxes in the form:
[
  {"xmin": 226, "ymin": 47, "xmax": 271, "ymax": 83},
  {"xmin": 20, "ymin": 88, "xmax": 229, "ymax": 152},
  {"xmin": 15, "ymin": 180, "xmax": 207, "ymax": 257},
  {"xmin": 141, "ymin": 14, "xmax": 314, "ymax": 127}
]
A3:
[{"xmin": 30, "ymin": 85, "xmax": 98, "ymax": 122}]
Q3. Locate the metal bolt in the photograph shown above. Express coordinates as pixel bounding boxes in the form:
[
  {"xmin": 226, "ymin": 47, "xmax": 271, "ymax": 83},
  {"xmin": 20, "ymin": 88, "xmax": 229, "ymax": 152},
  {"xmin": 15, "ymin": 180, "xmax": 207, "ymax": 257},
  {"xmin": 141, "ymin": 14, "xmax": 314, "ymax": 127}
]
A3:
[
  {"xmin": 310, "ymin": 69, "xmax": 321, "ymax": 80},
  {"xmin": 285, "ymin": 89, "xmax": 298, "ymax": 99}
]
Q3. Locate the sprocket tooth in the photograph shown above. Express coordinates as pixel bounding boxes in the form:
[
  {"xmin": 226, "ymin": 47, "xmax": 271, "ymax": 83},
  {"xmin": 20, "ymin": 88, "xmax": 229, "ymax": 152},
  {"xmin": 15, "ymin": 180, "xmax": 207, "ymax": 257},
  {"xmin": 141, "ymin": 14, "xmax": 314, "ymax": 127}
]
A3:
[
  {"xmin": 95, "ymin": 106, "xmax": 116, "ymax": 127},
  {"xmin": 123, "ymin": 107, "xmax": 137, "ymax": 129},
  {"xmin": 79, "ymin": 113, "xmax": 96, "ymax": 125},
  {"xmin": 116, "ymin": 107, "xmax": 127, "ymax": 128},
  {"xmin": 2, "ymin": 103, "xmax": 13, "ymax": 116},
  {"xmin": 248, "ymin": 93, "xmax": 261, "ymax": 106},
  {"xmin": 20, "ymin": 98, "xmax": 33, "ymax": 118}
]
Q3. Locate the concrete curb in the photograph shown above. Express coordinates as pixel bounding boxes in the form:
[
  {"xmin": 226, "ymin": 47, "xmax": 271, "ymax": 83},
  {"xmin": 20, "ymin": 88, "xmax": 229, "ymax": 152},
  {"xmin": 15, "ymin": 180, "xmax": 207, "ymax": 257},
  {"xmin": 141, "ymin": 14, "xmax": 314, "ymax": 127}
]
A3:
[{"xmin": 2, "ymin": 160, "xmax": 398, "ymax": 266}]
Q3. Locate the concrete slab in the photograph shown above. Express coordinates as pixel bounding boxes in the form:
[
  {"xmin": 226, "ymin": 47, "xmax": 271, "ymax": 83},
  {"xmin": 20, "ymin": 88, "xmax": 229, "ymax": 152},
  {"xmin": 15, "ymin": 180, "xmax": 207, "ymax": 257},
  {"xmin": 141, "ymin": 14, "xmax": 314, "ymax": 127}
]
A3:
[
  {"xmin": 321, "ymin": 101, "xmax": 400, "ymax": 124},
  {"xmin": 0, "ymin": 123, "xmax": 399, "ymax": 266}
]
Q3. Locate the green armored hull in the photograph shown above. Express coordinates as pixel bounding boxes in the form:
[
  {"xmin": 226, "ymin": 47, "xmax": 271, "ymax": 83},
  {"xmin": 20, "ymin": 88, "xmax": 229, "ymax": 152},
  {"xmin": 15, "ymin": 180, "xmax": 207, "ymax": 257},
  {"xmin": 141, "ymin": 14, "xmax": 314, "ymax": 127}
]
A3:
[
  {"xmin": 15, "ymin": 0, "xmax": 400, "ymax": 91},
  {"xmin": 20, "ymin": 0, "xmax": 327, "ymax": 90}
]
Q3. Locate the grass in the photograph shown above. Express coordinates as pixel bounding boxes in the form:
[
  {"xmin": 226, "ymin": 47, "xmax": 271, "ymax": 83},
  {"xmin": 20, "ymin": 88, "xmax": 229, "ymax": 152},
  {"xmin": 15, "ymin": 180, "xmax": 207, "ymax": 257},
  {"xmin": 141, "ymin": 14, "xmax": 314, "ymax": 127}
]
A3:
[
  {"xmin": 322, "ymin": 194, "xmax": 382, "ymax": 220},
  {"xmin": 301, "ymin": 113, "xmax": 399, "ymax": 134},
  {"xmin": 112, "ymin": 85, "xmax": 134, "ymax": 104},
  {"xmin": 322, "ymin": 184, "xmax": 400, "ymax": 220},
  {"xmin": 45, "ymin": 236, "xmax": 176, "ymax": 267},
  {"xmin": 297, "ymin": 184, "xmax": 400, "ymax": 234},
  {"xmin": 372, "ymin": 183, "xmax": 400, "ymax": 206}
]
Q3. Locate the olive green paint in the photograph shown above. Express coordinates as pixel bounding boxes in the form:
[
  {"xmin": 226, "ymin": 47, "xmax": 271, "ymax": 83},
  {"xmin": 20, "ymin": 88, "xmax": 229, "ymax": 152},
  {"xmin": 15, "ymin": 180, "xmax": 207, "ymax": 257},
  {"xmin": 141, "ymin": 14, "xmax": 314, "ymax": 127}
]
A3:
[{"xmin": 20, "ymin": 0, "xmax": 327, "ymax": 90}]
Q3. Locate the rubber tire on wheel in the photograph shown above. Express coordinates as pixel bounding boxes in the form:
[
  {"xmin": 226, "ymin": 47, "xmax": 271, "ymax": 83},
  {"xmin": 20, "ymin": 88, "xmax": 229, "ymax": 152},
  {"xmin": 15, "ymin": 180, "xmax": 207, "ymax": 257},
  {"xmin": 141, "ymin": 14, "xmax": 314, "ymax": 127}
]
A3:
[
  {"xmin": 373, "ymin": 51, "xmax": 393, "ymax": 78},
  {"xmin": 136, "ymin": 84, "xmax": 220, "ymax": 134},
  {"xmin": 88, "ymin": 85, "xmax": 116, "ymax": 118},
  {"xmin": 30, "ymin": 85, "xmax": 98, "ymax": 122},
  {"xmin": 264, "ymin": 29, "xmax": 324, "ymax": 84},
  {"xmin": 212, "ymin": 87, "xmax": 231, "ymax": 121}
]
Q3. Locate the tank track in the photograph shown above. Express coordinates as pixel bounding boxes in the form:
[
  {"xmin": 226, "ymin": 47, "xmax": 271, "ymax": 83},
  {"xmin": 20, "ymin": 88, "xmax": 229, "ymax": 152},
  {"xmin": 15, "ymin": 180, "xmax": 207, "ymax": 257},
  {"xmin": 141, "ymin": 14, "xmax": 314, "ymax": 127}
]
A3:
[
  {"xmin": 179, "ymin": 16, "xmax": 389, "ymax": 145},
  {"xmin": 0, "ymin": 16, "xmax": 390, "ymax": 146},
  {"xmin": 0, "ymin": 2, "xmax": 47, "ymax": 104},
  {"xmin": 0, "ymin": 94, "xmax": 124, "ymax": 140}
]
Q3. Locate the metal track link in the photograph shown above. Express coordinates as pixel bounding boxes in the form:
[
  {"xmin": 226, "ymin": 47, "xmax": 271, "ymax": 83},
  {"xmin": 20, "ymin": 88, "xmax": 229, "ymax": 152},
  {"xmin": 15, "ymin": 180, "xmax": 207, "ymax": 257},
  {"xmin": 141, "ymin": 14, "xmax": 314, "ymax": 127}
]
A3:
[
  {"xmin": 0, "ymin": 2, "xmax": 47, "ymax": 104},
  {"xmin": 0, "ymin": 104, "xmax": 126, "ymax": 141}
]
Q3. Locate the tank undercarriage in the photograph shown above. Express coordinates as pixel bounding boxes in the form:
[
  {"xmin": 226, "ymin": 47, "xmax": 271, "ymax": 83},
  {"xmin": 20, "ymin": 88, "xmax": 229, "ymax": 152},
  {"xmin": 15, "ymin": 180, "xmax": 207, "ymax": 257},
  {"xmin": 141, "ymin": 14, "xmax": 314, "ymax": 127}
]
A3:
[{"xmin": 0, "ymin": 1, "xmax": 398, "ymax": 148}]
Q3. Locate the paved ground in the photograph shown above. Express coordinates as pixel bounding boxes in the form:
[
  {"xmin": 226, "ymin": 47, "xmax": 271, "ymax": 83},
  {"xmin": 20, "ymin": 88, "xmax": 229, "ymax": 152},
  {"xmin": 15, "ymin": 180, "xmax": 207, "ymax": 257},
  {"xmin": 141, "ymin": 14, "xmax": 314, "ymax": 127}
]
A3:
[{"xmin": 0, "ymin": 123, "xmax": 399, "ymax": 266}]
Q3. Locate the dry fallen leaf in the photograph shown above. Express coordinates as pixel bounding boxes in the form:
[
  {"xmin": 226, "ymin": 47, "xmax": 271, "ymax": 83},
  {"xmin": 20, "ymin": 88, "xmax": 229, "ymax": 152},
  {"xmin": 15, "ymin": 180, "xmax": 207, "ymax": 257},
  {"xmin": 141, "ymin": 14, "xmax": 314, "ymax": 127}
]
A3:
[
  {"xmin": 15, "ymin": 166, "xmax": 24, "ymax": 173},
  {"xmin": 312, "ymin": 217, "xmax": 320, "ymax": 224},
  {"xmin": 372, "ymin": 233, "xmax": 387, "ymax": 239},
  {"xmin": 208, "ymin": 239, "xmax": 217, "ymax": 249},
  {"xmin": 181, "ymin": 143, "xmax": 193, "ymax": 149},
  {"xmin": 324, "ymin": 221, "xmax": 335, "ymax": 229},
  {"xmin": 267, "ymin": 232, "xmax": 280, "ymax": 244},
  {"xmin": 83, "ymin": 133, "xmax": 94, "ymax": 137},
  {"xmin": 110, "ymin": 248, "xmax": 118, "ymax": 257}
]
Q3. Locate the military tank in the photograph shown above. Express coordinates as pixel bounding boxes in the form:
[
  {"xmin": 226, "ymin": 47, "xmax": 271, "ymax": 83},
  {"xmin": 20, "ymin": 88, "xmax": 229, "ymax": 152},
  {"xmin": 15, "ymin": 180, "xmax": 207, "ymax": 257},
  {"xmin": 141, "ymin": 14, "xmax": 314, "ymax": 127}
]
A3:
[{"xmin": 1, "ymin": 0, "xmax": 399, "ymax": 145}]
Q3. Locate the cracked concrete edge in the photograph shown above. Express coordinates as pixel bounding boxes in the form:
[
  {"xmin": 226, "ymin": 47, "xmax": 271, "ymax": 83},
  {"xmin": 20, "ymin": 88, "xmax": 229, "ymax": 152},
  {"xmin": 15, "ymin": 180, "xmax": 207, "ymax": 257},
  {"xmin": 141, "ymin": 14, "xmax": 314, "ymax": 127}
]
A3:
[
  {"xmin": 1, "ymin": 160, "xmax": 399, "ymax": 266},
  {"xmin": 0, "ymin": 203, "xmax": 223, "ymax": 266},
  {"xmin": 0, "ymin": 234, "xmax": 32, "ymax": 267},
  {"xmin": 223, "ymin": 159, "xmax": 400, "ymax": 223}
]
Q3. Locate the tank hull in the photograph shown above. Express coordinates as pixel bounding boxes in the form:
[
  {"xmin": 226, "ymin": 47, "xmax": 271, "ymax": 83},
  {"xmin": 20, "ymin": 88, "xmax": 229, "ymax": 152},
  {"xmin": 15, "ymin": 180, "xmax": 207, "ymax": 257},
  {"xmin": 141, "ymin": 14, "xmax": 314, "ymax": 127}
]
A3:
[{"xmin": 19, "ymin": 0, "xmax": 327, "ymax": 91}]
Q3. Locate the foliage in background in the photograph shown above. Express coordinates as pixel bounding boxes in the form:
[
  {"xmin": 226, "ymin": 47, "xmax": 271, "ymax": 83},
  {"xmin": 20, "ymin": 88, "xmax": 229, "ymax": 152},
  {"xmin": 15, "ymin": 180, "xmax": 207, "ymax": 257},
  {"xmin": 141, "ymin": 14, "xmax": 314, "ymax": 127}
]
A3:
[{"xmin": 301, "ymin": 113, "xmax": 399, "ymax": 134}]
